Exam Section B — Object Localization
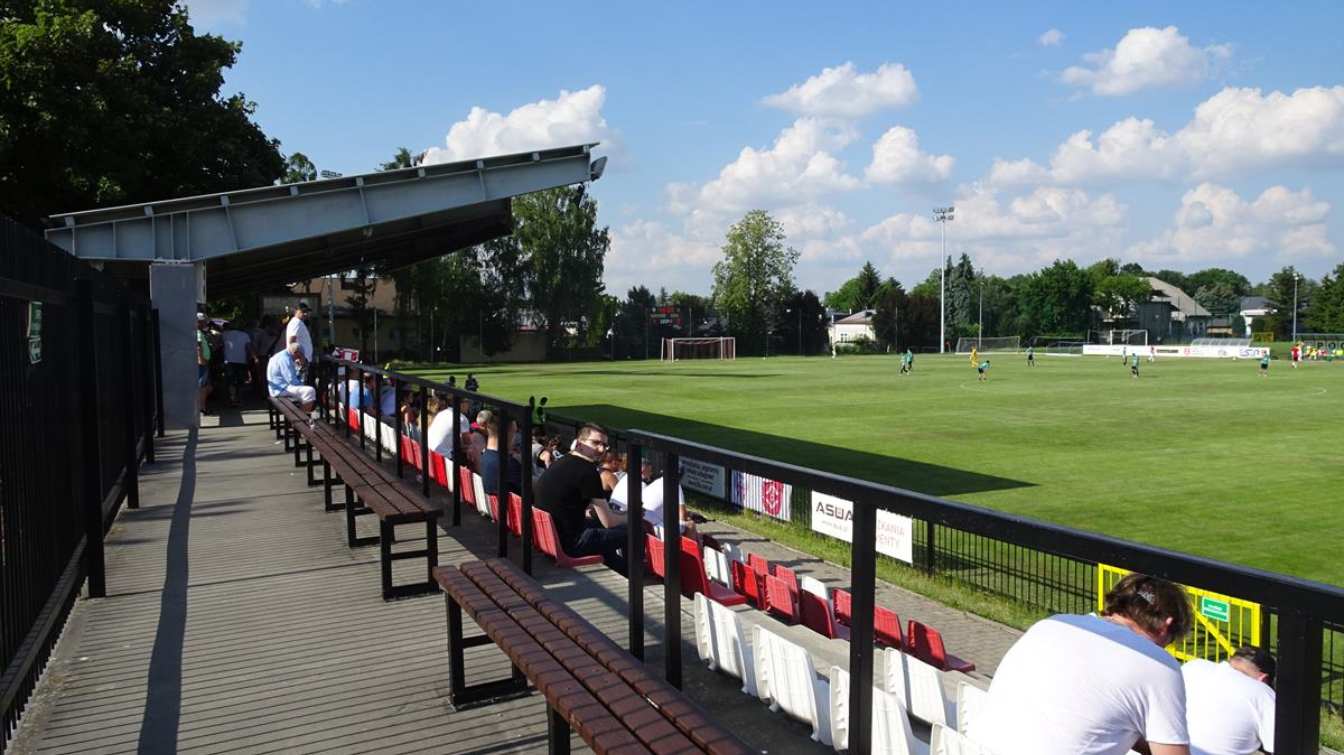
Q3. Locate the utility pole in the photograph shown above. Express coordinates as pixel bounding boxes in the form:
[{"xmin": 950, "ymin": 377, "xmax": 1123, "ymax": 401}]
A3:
[
  {"xmin": 1292, "ymin": 272, "xmax": 1301, "ymax": 343},
  {"xmin": 797, "ymin": 307, "xmax": 802, "ymax": 355},
  {"xmin": 933, "ymin": 207, "xmax": 955, "ymax": 353},
  {"xmin": 978, "ymin": 281, "xmax": 984, "ymax": 350}
]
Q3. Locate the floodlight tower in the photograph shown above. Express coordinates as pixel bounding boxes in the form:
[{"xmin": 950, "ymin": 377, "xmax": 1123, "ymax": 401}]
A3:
[
  {"xmin": 933, "ymin": 207, "xmax": 955, "ymax": 353},
  {"xmin": 1292, "ymin": 271, "xmax": 1301, "ymax": 343}
]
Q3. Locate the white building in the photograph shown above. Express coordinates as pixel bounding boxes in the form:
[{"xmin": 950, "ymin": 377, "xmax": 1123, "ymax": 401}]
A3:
[{"xmin": 829, "ymin": 310, "xmax": 876, "ymax": 346}]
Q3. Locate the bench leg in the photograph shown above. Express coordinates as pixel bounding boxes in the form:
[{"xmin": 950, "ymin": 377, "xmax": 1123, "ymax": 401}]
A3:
[
  {"xmin": 425, "ymin": 519, "xmax": 439, "ymax": 587},
  {"xmin": 380, "ymin": 520, "xmax": 394, "ymax": 600},
  {"xmin": 547, "ymin": 708, "xmax": 571, "ymax": 755},
  {"xmin": 305, "ymin": 444, "xmax": 318, "ymax": 486},
  {"xmin": 322, "ymin": 462, "xmax": 337, "ymax": 511},
  {"xmin": 345, "ymin": 487, "xmax": 377, "ymax": 548},
  {"xmin": 444, "ymin": 595, "xmax": 532, "ymax": 711},
  {"xmin": 292, "ymin": 431, "xmax": 303, "ymax": 468}
]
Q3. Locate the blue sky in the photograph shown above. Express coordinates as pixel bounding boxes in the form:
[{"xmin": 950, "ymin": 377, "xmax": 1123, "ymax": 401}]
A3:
[{"xmin": 184, "ymin": 0, "xmax": 1344, "ymax": 296}]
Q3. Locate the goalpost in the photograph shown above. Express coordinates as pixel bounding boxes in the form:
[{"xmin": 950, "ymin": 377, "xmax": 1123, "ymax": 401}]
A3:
[
  {"xmin": 955, "ymin": 336, "xmax": 1021, "ymax": 354},
  {"xmin": 660, "ymin": 337, "xmax": 737, "ymax": 361},
  {"xmin": 1090, "ymin": 329, "xmax": 1149, "ymax": 346}
]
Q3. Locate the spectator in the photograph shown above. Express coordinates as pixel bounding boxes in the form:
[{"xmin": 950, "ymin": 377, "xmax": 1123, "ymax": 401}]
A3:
[
  {"xmin": 426, "ymin": 395, "xmax": 468, "ymax": 458},
  {"xmin": 377, "ymin": 379, "xmax": 397, "ymax": 423},
  {"xmin": 598, "ymin": 451, "xmax": 623, "ymax": 495},
  {"xmin": 530, "ymin": 426, "xmax": 554, "ymax": 479},
  {"xmin": 196, "ymin": 313, "xmax": 213, "ymax": 415},
  {"xmin": 1183, "ymin": 646, "xmax": 1276, "ymax": 755},
  {"xmin": 266, "ymin": 345, "xmax": 316, "ymax": 415},
  {"xmin": 535, "ymin": 424, "xmax": 628, "ymax": 574},
  {"xmin": 401, "ymin": 401, "xmax": 421, "ymax": 442},
  {"xmin": 970, "ymin": 572, "xmax": 1194, "ymax": 755},
  {"xmin": 464, "ymin": 373, "xmax": 479, "ymax": 392},
  {"xmin": 480, "ymin": 413, "xmax": 523, "ymax": 497},
  {"xmin": 609, "ymin": 455, "xmax": 651, "ymax": 511},
  {"xmin": 250, "ymin": 316, "xmax": 283, "ymax": 399},
  {"xmin": 465, "ymin": 409, "xmax": 489, "ymax": 469},
  {"xmin": 642, "ymin": 471, "xmax": 695, "ymax": 537},
  {"xmin": 286, "ymin": 301, "xmax": 314, "ymax": 363},
  {"xmin": 221, "ymin": 321, "xmax": 254, "ymax": 407}
]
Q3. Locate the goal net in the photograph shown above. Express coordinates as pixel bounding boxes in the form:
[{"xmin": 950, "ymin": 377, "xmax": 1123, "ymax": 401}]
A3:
[
  {"xmin": 660, "ymin": 337, "xmax": 736, "ymax": 361},
  {"xmin": 1091, "ymin": 329, "xmax": 1149, "ymax": 346},
  {"xmin": 955, "ymin": 336, "xmax": 1021, "ymax": 354}
]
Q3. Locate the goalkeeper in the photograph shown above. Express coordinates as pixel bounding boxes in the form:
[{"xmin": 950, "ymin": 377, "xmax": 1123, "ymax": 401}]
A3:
[{"xmin": 969, "ymin": 346, "xmax": 979, "ymax": 366}]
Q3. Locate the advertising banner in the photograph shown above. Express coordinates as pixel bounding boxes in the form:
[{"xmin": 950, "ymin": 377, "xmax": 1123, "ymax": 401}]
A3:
[
  {"xmin": 809, "ymin": 492, "xmax": 914, "ymax": 564},
  {"xmin": 732, "ymin": 471, "xmax": 791, "ymax": 521},
  {"xmin": 679, "ymin": 457, "xmax": 726, "ymax": 499}
]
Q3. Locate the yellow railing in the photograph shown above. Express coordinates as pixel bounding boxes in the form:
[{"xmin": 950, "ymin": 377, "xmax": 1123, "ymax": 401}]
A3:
[{"xmin": 1097, "ymin": 564, "xmax": 1261, "ymax": 662}]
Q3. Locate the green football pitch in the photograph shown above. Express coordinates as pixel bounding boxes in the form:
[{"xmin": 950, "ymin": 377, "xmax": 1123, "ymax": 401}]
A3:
[{"xmin": 403, "ymin": 353, "xmax": 1343, "ymax": 587}]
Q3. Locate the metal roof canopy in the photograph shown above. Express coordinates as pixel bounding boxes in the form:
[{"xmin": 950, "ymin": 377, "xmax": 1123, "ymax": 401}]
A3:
[{"xmin": 44, "ymin": 144, "xmax": 602, "ymax": 296}]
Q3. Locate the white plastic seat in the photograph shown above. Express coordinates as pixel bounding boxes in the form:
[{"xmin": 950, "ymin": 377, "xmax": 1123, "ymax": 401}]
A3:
[
  {"xmin": 719, "ymin": 541, "xmax": 744, "ymax": 565},
  {"xmin": 884, "ymin": 647, "xmax": 954, "ymax": 729},
  {"xmin": 799, "ymin": 575, "xmax": 829, "ymax": 600},
  {"xmin": 752, "ymin": 625, "xmax": 831, "ymax": 745},
  {"xmin": 954, "ymin": 681, "xmax": 988, "ymax": 739},
  {"xmin": 930, "ymin": 723, "xmax": 989, "ymax": 755},
  {"xmin": 693, "ymin": 594, "xmax": 758, "ymax": 695},
  {"xmin": 830, "ymin": 666, "xmax": 928, "ymax": 755},
  {"xmin": 472, "ymin": 473, "xmax": 490, "ymax": 517},
  {"xmin": 378, "ymin": 421, "xmax": 398, "ymax": 455},
  {"xmin": 703, "ymin": 546, "xmax": 733, "ymax": 588}
]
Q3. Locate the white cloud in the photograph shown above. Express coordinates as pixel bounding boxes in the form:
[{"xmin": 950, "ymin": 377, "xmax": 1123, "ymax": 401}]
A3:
[
  {"xmin": 762, "ymin": 62, "xmax": 918, "ymax": 118},
  {"xmin": 180, "ymin": 0, "xmax": 249, "ymax": 26},
  {"xmin": 1129, "ymin": 183, "xmax": 1335, "ymax": 264},
  {"xmin": 1039, "ymin": 28, "xmax": 1065, "ymax": 47},
  {"xmin": 420, "ymin": 85, "xmax": 616, "ymax": 164},
  {"xmin": 988, "ymin": 85, "xmax": 1344, "ymax": 186},
  {"xmin": 690, "ymin": 118, "xmax": 862, "ymax": 212},
  {"xmin": 1061, "ymin": 26, "xmax": 1231, "ymax": 96},
  {"xmin": 605, "ymin": 220, "xmax": 721, "ymax": 294},
  {"xmin": 865, "ymin": 126, "xmax": 954, "ymax": 184}
]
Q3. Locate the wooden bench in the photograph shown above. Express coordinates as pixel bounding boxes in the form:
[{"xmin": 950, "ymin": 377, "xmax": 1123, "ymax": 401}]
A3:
[
  {"xmin": 435, "ymin": 558, "xmax": 752, "ymax": 755},
  {"xmin": 270, "ymin": 396, "xmax": 441, "ymax": 601}
]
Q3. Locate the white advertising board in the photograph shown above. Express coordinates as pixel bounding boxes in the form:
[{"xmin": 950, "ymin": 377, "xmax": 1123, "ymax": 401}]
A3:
[
  {"xmin": 810, "ymin": 492, "xmax": 914, "ymax": 565},
  {"xmin": 1082, "ymin": 344, "xmax": 1269, "ymax": 359},
  {"xmin": 679, "ymin": 457, "xmax": 726, "ymax": 499},
  {"xmin": 732, "ymin": 471, "xmax": 791, "ymax": 521}
]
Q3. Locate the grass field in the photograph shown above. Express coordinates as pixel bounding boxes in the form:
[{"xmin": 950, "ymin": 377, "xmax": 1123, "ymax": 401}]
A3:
[{"xmin": 404, "ymin": 352, "xmax": 1343, "ymax": 587}]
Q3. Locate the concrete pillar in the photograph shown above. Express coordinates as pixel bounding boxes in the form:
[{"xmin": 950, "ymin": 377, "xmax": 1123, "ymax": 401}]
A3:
[{"xmin": 149, "ymin": 262, "xmax": 202, "ymax": 429}]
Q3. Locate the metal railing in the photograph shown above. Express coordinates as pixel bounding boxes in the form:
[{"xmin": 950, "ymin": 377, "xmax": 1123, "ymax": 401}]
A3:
[
  {"xmin": 311, "ymin": 359, "xmax": 1342, "ymax": 753},
  {"xmin": 1, "ymin": 217, "xmax": 160, "ymax": 752}
]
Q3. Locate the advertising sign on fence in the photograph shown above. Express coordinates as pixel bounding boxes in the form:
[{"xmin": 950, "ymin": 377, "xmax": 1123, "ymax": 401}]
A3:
[
  {"xmin": 332, "ymin": 347, "xmax": 361, "ymax": 362},
  {"xmin": 810, "ymin": 492, "xmax": 915, "ymax": 564},
  {"xmin": 679, "ymin": 457, "xmax": 726, "ymax": 499},
  {"xmin": 732, "ymin": 471, "xmax": 791, "ymax": 521}
]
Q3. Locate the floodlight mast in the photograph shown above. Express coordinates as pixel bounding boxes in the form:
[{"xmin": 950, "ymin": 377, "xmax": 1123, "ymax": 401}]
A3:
[{"xmin": 933, "ymin": 207, "xmax": 955, "ymax": 353}]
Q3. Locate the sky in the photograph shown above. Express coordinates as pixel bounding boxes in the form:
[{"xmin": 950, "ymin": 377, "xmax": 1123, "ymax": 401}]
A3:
[{"xmin": 183, "ymin": 0, "xmax": 1344, "ymax": 297}]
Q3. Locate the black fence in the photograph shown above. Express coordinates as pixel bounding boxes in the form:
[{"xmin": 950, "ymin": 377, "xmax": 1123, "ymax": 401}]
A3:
[
  {"xmin": 316, "ymin": 359, "xmax": 1343, "ymax": 753},
  {"xmin": 0, "ymin": 217, "xmax": 160, "ymax": 751}
]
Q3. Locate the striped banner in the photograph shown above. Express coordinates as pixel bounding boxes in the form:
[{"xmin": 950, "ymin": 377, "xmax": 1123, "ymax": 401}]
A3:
[{"xmin": 732, "ymin": 471, "xmax": 792, "ymax": 521}]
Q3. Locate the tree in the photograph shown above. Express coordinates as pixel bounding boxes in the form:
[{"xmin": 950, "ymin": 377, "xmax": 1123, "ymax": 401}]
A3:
[
  {"xmin": 910, "ymin": 267, "xmax": 941, "ymax": 298},
  {"xmin": 1192, "ymin": 283, "xmax": 1242, "ymax": 316},
  {"xmin": 345, "ymin": 267, "xmax": 377, "ymax": 355},
  {"xmin": 1094, "ymin": 274, "xmax": 1154, "ymax": 319},
  {"xmin": 0, "ymin": 1, "xmax": 284, "ymax": 225},
  {"xmin": 1019, "ymin": 260, "xmax": 1094, "ymax": 335},
  {"xmin": 1152, "ymin": 269, "xmax": 1189, "ymax": 292},
  {"xmin": 1260, "ymin": 267, "xmax": 1318, "ymax": 338},
  {"xmin": 944, "ymin": 254, "xmax": 977, "ymax": 335},
  {"xmin": 380, "ymin": 147, "xmax": 415, "ymax": 171},
  {"xmin": 616, "ymin": 286, "xmax": 658, "ymax": 359},
  {"xmin": 1307, "ymin": 263, "xmax": 1344, "ymax": 333},
  {"xmin": 1185, "ymin": 268, "xmax": 1251, "ymax": 298},
  {"xmin": 871, "ymin": 283, "xmax": 907, "ymax": 350},
  {"xmin": 282, "ymin": 152, "xmax": 317, "ymax": 183},
  {"xmin": 774, "ymin": 290, "xmax": 828, "ymax": 355},
  {"xmin": 823, "ymin": 277, "xmax": 865, "ymax": 312},
  {"xmin": 711, "ymin": 210, "xmax": 798, "ymax": 354},
  {"xmin": 513, "ymin": 186, "xmax": 610, "ymax": 352}
]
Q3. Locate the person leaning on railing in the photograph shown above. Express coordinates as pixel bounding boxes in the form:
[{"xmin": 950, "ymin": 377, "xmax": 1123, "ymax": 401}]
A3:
[{"xmin": 970, "ymin": 572, "xmax": 1195, "ymax": 755}]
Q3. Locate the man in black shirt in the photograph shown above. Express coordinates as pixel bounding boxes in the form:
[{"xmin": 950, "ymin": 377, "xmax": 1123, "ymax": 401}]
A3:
[{"xmin": 535, "ymin": 423, "xmax": 627, "ymax": 574}]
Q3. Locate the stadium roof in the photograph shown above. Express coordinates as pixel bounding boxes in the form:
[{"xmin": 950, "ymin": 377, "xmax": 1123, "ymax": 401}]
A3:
[
  {"xmin": 43, "ymin": 144, "xmax": 604, "ymax": 296},
  {"xmin": 1145, "ymin": 277, "xmax": 1211, "ymax": 319}
]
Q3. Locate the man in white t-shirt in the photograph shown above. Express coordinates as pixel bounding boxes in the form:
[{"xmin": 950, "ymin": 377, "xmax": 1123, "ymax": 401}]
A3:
[
  {"xmin": 426, "ymin": 397, "xmax": 470, "ymax": 458},
  {"xmin": 285, "ymin": 301, "xmax": 314, "ymax": 363},
  {"xmin": 220, "ymin": 324, "xmax": 254, "ymax": 406},
  {"xmin": 1182, "ymin": 646, "xmax": 1275, "ymax": 755},
  {"xmin": 970, "ymin": 573, "xmax": 1195, "ymax": 755}
]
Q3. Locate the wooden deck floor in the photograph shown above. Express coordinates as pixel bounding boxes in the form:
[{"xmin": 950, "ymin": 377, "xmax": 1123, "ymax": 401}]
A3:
[{"xmin": 9, "ymin": 411, "xmax": 831, "ymax": 754}]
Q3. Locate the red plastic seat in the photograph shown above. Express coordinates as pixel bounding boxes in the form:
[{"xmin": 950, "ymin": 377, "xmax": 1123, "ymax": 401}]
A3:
[
  {"xmin": 834, "ymin": 589, "xmax": 852, "ymax": 627},
  {"xmin": 487, "ymin": 494, "xmax": 502, "ymax": 523},
  {"xmin": 507, "ymin": 493, "xmax": 523, "ymax": 537},
  {"xmin": 747, "ymin": 552, "xmax": 770, "ymax": 576},
  {"xmin": 531, "ymin": 508, "xmax": 602, "ymax": 568},
  {"xmin": 646, "ymin": 534, "xmax": 667, "ymax": 580},
  {"xmin": 347, "ymin": 407, "xmax": 360, "ymax": 432},
  {"xmin": 458, "ymin": 467, "xmax": 476, "ymax": 507},
  {"xmin": 907, "ymin": 620, "xmax": 976, "ymax": 673},
  {"xmin": 429, "ymin": 452, "xmax": 450, "ymax": 489},
  {"xmin": 874, "ymin": 606, "xmax": 903, "ymax": 649},
  {"xmin": 677, "ymin": 537, "xmax": 746, "ymax": 607},
  {"xmin": 799, "ymin": 589, "xmax": 850, "ymax": 641},
  {"xmin": 731, "ymin": 560, "xmax": 764, "ymax": 609},
  {"xmin": 408, "ymin": 440, "xmax": 423, "ymax": 470},
  {"xmin": 772, "ymin": 564, "xmax": 799, "ymax": 601},
  {"xmin": 764, "ymin": 574, "xmax": 798, "ymax": 623}
]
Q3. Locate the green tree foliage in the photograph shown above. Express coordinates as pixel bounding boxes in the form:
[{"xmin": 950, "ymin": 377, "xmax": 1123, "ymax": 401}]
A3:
[
  {"xmin": 1185, "ymin": 268, "xmax": 1251, "ymax": 297},
  {"xmin": 614, "ymin": 285, "xmax": 657, "ymax": 359},
  {"xmin": 823, "ymin": 277, "xmax": 864, "ymax": 312},
  {"xmin": 282, "ymin": 152, "xmax": 317, "ymax": 183},
  {"xmin": 945, "ymin": 254, "xmax": 977, "ymax": 335},
  {"xmin": 711, "ymin": 210, "xmax": 798, "ymax": 354},
  {"xmin": 1152, "ymin": 269, "xmax": 1190, "ymax": 292},
  {"xmin": 1258, "ymin": 266, "xmax": 1318, "ymax": 338},
  {"xmin": 513, "ymin": 186, "xmax": 610, "ymax": 350},
  {"xmin": 1019, "ymin": 260, "xmax": 1095, "ymax": 335},
  {"xmin": 774, "ymin": 290, "xmax": 828, "ymax": 355},
  {"xmin": 344, "ymin": 268, "xmax": 377, "ymax": 355},
  {"xmin": 910, "ymin": 267, "xmax": 941, "ymax": 298},
  {"xmin": 1192, "ymin": 283, "xmax": 1242, "ymax": 316},
  {"xmin": 379, "ymin": 147, "xmax": 415, "ymax": 171},
  {"xmin": 1307, "ymin": 263, "xmax": 1344, "ymax": 332},
  {"xmin": 824, "ymin": 262, "xmax": 889, "ymax": 312},
  {"xmin": 0, "ymin": 0, "xmax": 284, "ymax": 224}
]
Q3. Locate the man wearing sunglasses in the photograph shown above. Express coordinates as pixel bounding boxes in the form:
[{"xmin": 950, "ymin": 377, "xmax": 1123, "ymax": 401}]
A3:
[{"xmin": 536, "ymin": 424, "xmax": 628, "ymax": 574}]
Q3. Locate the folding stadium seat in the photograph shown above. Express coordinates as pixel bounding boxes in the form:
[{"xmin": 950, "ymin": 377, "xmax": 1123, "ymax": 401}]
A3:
[
  {"xmin": 955, "ymin": 681, "xmax": 989, "ymax": 740},
  {"xmin": 507, "ymin": 493, "xmax": 523, "ymax": 538},
  {"xmin": 702, "ymin": 545, "xmax": 733, "ymax": 588},
  {"xmin": 907, "ymin": 620, "xmax": 976, "ymax": 673},
  {"xmin": 645, "ymin": 533, "xmax": 667, "ymax": 581},
  {"xmin": 931, "ymin": 723, "xmax": 988, "ymax": 755},
  {"xmin": 531, "ymin": 508, "xmax": 602, "ymax": 568},
  {"xmin": 875, "ymin": 605, "xmax": 904, "ymax": 649},
  {"xmin": 829, "ymin": 666, "xmax": 927, "ymax": 755},
  {"xmin": 763, "ymin": 574, "xmax": 798, "ymax": 623},
  {"xmin": 347, "ymin": 407, "xmax": 360, "ymax": 432},
  {"xmin": 799, "ymin": 589, "xmax": 849, "ymax": 641},
  {"xmin": 747, "ymin": 552, "xmax": 770, "ymax": 576},
  {"xmin": 799, "ymin": 575, "xmax": 829, "ymax": 601},
  {"xmin": 751, "ymin": 626, "xmax": 831, "ymax": 745},
  {"xmin": 429, "ymin": 451, "xmax": 451, "ymax": 490},
  {"xmin": 680, "ymin": 538, "xmax": 747, "ymax": 607},
  {"xmin": 399, "ymin": 436, "xmax": 414, "ymax": 466},
  {"xmin": 834, "ymin": 588, "xmax": 853, "ymax": 627},
  {"xmin": 487, "ymin": 494, "xmax": 502, "ymax": 524},
  {"xmin": 693, "ymin": 593, "xmax": 758, "ymax": 696},
  {"xmin": 884, "ymin": 647, "xmax": 954, "ymax": 729},
  {"xmin": 772, "ymin": 564, "xmax": 799, "ymax": 599},
  {"xmin": 731, "ymin": 560, "xmax": 764, "ymax": 609},
  {"xmin": 471, "ymin": 473, "xmax": 490, "ymax": 518},
  {"xmin": 718, "ymin": 540, "xmax": 744, "ymax": 565}
]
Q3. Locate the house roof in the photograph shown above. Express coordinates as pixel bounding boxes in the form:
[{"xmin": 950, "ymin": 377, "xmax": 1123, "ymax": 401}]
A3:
[
  {"xmin": 1240, "ymin": 295, "xmax": 1275, "ymax": 312},
  {"xmin": 834, "ymin": 309, "xmax": 874, "ymax": 325},
  {"xmin": 1146, "ymin": 277, "xmax": 1211, "ymax": 318}
]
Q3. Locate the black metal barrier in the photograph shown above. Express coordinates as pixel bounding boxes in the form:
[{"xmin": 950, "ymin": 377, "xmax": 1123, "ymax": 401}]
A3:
[
  {"xmin": 1, "ymin": 217, "xmax": 160, "ymax": 751},
  {"xmin": 312, "ymin": 359, "xmax": 1341, "ymax": 753}
]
